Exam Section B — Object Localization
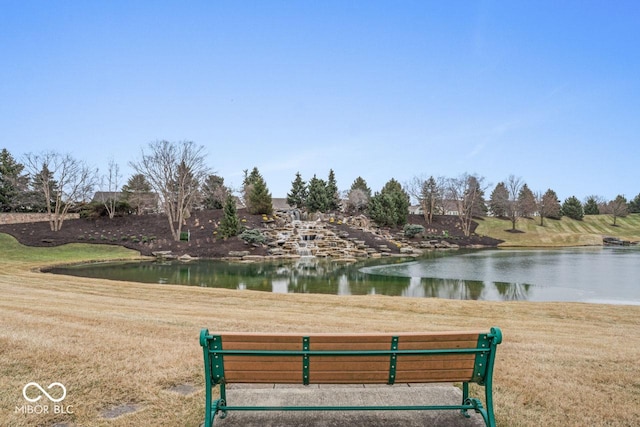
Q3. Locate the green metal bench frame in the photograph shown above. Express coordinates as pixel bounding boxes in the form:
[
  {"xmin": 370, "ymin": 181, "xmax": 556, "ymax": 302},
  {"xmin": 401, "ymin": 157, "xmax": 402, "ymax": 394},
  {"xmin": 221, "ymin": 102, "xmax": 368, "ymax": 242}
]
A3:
[{"xmin": 200, "ymin": 327, "xmax": 502, "ymax": 427}]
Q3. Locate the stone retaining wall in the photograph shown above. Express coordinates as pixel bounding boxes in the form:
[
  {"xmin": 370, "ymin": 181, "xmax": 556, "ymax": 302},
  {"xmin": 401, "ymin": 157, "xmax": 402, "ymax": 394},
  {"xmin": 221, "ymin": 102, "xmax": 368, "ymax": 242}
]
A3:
[{"xmin": 0, "ymin": 213, "xmax": 80, "ymax": 225}]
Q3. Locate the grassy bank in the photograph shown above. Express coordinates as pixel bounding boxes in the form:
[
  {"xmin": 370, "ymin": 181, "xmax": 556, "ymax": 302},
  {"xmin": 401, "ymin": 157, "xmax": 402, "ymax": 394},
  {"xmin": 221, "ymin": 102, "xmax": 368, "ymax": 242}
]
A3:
[
  {"xmin": 475, "ymin": 213, "xmax": 640, "ymax": 247},
  {"xmin": 1, "ymin": 233, "xmax": 640, "ymax": 426}
]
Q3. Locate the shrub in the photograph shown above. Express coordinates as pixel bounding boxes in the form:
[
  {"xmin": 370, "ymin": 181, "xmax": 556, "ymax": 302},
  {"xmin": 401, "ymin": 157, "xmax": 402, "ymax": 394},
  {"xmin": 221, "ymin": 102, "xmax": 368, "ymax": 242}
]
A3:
[
  {"xmin": 239, "ymin": 229, "xmax": 266, "ymax": 245},
  {"xmin": 403, "ymin": 224, "xmax": 425, "ymax": 238}
]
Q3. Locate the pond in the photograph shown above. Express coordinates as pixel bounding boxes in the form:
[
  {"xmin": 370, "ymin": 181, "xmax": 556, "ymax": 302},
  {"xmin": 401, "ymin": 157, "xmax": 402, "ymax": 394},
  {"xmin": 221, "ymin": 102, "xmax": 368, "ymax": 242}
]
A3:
[{"xmin": 48, "ymin": 246, "xmax": 640, "ymax": 305}]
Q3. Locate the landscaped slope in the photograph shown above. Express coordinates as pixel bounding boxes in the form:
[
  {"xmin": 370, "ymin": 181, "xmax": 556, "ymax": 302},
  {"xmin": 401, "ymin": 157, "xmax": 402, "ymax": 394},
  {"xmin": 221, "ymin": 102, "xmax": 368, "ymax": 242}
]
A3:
[{"xmin": 475, "ymin": 213, "xmax": 640, "ymax": 247}]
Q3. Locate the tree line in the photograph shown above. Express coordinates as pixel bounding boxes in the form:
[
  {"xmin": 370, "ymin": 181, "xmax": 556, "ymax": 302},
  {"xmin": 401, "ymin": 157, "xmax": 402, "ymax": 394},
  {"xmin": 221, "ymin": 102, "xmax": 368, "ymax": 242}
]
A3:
[{"xmin": 1, "ymin": 142, "xmax": 639, "ymax": 240}]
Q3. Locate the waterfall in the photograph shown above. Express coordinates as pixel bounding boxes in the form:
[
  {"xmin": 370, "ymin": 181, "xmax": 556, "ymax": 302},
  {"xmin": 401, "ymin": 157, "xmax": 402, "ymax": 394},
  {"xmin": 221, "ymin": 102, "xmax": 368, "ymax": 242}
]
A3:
[{"xmin": 294, "ymin": 220, "xmax": 319, "ymax": 257}]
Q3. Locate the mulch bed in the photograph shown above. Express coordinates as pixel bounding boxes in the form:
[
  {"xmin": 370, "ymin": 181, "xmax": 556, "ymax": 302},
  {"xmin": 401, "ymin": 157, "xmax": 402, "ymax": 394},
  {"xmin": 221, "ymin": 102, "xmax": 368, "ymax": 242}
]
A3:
[{"xmin": 0, "ymin": 210, "xmax": 500, "ymax": 258}]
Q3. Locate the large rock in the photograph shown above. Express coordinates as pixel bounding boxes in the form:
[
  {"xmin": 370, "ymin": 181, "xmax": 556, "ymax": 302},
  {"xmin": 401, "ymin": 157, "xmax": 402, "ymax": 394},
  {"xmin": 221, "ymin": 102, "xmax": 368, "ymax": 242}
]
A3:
[{"xmin": 228, "ymin": 250, "xmax": 250, "ymax": 257}]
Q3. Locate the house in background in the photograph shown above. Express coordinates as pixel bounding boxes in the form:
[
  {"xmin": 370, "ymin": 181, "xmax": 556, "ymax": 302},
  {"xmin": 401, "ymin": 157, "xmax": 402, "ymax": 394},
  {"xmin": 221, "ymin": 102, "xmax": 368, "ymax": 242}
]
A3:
[{"xmin": 409, "ymin": 200, "xmax": 460, "ymax": 217}]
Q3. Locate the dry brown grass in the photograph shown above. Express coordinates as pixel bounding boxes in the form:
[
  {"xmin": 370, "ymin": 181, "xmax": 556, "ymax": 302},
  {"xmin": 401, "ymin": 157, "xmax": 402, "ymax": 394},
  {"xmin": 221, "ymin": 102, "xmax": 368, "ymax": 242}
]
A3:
[
  {"xmin": 476, "ymin": 213, "xmax": 640, "ymax": 247},
  {"xmin": 1, "ymin": 236, "xmax": 640, "ymax": 426}
]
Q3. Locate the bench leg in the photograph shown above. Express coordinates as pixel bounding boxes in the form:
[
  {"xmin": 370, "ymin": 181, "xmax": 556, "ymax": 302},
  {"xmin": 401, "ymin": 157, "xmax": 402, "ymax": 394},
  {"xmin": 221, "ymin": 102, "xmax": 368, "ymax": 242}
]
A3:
[
  {"xmin": 460, "ymin": 382, "xmax": 471, "ymax": 418},
  {"xmin": 205, "ymin": 384, "xmax": 228, "ymax": 427},
  {"xmin": 484, "ymin": 377, "xmax": 496, "ymax": 427},
  {"xmin": 461, "ymin": 382, "xmax": 497, "ymax": 427}
]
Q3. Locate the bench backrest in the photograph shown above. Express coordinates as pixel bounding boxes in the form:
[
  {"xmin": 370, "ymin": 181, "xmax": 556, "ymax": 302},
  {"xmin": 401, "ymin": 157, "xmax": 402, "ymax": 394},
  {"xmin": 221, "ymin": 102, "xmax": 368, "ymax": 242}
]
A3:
[{"xmin": 201, "ymin": 328, "xmax": 502, "ymax": 386}]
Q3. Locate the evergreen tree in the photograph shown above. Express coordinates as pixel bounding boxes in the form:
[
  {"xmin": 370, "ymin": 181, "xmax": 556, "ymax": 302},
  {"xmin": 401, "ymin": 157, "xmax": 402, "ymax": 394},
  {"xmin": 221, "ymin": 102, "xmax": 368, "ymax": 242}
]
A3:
[
  {"xmin": 218, "ymin": 194, "xmax": 240, "ymax": 238},
  {"xmin": 386, "ymin": 179, "xmax": 411, "ymax": 226},
  {"xmin": 326, "ymin": 169, "xmax": 340, "ymax": 211},
  {"xmin": 489, "ymin": 182, "xmax": 509, "ymax": 217},
  {"xmin": 0, "ymin": 148, "xmax": 28, "ymax": 212},
  {"xmin": 583, "ymin": 196, "xmax": 600, "ymax": 215},
  {"xmin": 306, "ymin": 175, "xmax": 329, "ymax": 213},
  {"xmin": 243, "ymin": 167, "xmax": 273, "ymax": 215},
  {"xmin": 466, "ymin": 175, "xmax": 488, "ymax": 218},
  {"xmin": 517, "ymin": 184, "xmax": 537, "ymax": 218},
  {"xmin": 350, "ymin": 176, "xmax": 372, "ymax": 198},
  {"xmin": 629, "ymin": 193, "xmax": 640, "ymax": 213},
  {"xmin": 368, "ymin": 191, "xmax": 396, "ymax": 227},
  {"xmin": 122, "ymin": 173, "xmax": 153, "ymax": 214},
  {"xmin": 369, "ymin": 178, "xmax": 410, "ymax": 227},
  {"xmin": 561, "ymin": 196, "xmax": 584, "ymax": 220},
  {"xmin": 201, "ymin": 174, "xmax": 229, "ymax": 209},
  {"xmin": 286, "ymin": 171, "xmax": 307, "ymax": 208},
  {"xmin": 30, "ymin": 164, "xmax": 56, "ymax": 213}
]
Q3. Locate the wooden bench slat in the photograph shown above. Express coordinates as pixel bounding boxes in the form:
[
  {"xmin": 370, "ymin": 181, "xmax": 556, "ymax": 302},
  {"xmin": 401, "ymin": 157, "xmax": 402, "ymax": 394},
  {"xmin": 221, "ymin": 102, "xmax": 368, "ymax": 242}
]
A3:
[
  {"xmin": 223, "ymin": 370, "xmax": 477, "ymax": 384},
  {"xmin": 216, "ymin": 342, "xmax": 303, "ymax": 351},
  {"xmin": 217, "ymin": 333, "xmax": 482, "ymax": 348},
  {"xmin": 221, "ymin": 354, "xmax": 475, "ymax": 368},
  {"xmin": 397, "ymin": 340, "xmax": 480, "ymax": 349},
  {"xmin": 224, "ymin": 358, "xmax": 475, "ymax": 374},
  {"xmin": 218, "ymin": 331, "xmax": 486, "ymax": 341},
  {"xmin": 395, "ymin": 369, "xmax": 475, "ymax": 382},
  {"xmin": 215, "ymin": 342, "xmax": 482, "ymax": 352},
  {"xmin": 224, "ymin": 371, "xmax": 303, "ymax": 383}
]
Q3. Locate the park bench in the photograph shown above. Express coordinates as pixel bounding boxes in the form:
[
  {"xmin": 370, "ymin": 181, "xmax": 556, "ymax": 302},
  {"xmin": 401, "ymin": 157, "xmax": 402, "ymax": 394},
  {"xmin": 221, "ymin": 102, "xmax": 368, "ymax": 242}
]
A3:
[{"xmin": 200, "ymin": 327, "xmax": 502, "ymax": 427}]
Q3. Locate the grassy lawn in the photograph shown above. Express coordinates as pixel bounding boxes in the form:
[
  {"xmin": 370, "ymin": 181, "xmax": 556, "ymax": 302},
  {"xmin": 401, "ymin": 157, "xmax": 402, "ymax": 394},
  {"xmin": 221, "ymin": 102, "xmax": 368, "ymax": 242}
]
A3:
[
  {"xmin": 1, "ymin": 233, "xmax": 640, "ymax": 426},
  {"xmin": 475, "ymin": 213, "xmax": 640, "ymax": 247}
]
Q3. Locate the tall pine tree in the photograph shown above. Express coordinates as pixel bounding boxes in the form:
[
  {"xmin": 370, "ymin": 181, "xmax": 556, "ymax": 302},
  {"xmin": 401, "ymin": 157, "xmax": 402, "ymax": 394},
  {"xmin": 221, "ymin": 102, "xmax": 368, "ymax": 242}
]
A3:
[
  {"xmin": 326, "ymin": 169, "xmax": 340, "ymax": 211},
  {"xmin": 307, "ymin": 175, "xmax": 329, "ymax": 213},
  {"xmin": 489, "ymin": 182, "xmax": 509, "ymax": 217},
  {"xmin": 369, "ymin": 178, "xmax": 410, "ymax": 227},
  {"xmin": 517, "ymin": 184, "xmax": 537, "ymax": 218},
  {"xmin": 0, "ymin": 148, "xmax": 27, "ymax": 212},
  {"xmin": 286, "ymin": 172, "xmax": 307, "ymax": 208},
  {"xmin": 561, "ymin": 196, "xmax": 584, "ymax": 220},
  {"xmin": 243, "ymin": 167, "xmax": 273, "ymax": 215},
  {"xmin": 218, "ymin": 194, "xmax": 240, "ymax": 238}
]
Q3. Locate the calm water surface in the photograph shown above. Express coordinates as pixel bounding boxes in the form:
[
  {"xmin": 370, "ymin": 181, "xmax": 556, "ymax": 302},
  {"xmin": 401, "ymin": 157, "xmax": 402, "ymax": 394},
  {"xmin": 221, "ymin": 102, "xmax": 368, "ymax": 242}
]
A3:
[{"xmin": 49, "ymin": 247, "xmax": 640, "ymax": 305}]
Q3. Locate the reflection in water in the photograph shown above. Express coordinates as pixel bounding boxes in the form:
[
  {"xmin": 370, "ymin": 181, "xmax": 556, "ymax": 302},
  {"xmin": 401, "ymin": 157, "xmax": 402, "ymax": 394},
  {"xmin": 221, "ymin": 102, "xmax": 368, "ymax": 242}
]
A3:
[
  {"xmin": 49, "ymin": 256, "xmax": 531, "ymax": 301},
  {"xmin": 48, "ymin": 246, "xmax": 640, "ymax": 304},
  {"xmin": 50, "ymin": 257, "xmax": 415, "ymax": 296},
  {"xmin": 494, "ymin": 281, "xmax": 532, "ymax": 301}
]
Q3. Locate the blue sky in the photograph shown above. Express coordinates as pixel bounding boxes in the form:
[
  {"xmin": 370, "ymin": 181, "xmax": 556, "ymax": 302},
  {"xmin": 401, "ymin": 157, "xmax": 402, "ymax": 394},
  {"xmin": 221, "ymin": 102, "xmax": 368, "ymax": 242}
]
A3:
[{"xmin": 1, "ymin": 1, "xmax": 639, "ymax": 201}]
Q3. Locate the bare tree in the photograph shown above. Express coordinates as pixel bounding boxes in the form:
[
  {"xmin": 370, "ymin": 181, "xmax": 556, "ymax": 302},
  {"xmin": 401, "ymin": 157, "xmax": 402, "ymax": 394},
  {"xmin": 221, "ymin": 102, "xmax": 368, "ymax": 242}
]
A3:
[
  {"xmin": 406, "ymin": 175, "xmax": 443, "ymax": 224},
  {"xmin": 24, "ymin": 151, "xmax": 98, "ymax": 231},
  {"xmin": 605, "ymin": 195, "xmax": 629, "ymax": 226},
  {"xmin": 130, "ymin": 140, "xmax": 209, "ymax": 241},
  {"xmin": 100, "ymin": 158, "xmax": 121, "ymax": 219},
  {"xmin": 405, "ymin": 177, "xmax": 422, "ymax": 203},
  {"xmin": 536, "ymin": 188, "xmax": 562, "ymax": 226},
  {"xmin": 447, "ymin": 173, "xmax": 487, "ymax": 237},
  {"xmin": 534, "ymin": 191, "xmax": 545, "ymax": 226},
  {"xmin": 505, "ymin": 175, "xmax": 523, "ymax": 230},
  {"xmin": 346, "ymin": 188, "xmax": 369, "ymax": 213}
]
